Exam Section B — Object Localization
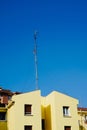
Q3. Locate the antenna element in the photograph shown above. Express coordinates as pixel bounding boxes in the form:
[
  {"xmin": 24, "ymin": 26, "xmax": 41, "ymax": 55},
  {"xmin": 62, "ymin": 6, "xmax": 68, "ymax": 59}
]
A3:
[{"xmin": 33, "ymin": 31, "xmax": 39, "ymax": 90}]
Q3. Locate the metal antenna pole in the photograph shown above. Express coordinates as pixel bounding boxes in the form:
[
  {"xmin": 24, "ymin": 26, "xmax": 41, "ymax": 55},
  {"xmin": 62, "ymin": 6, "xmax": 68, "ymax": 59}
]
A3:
[{"xmin": 34, "ymin": 31, "xmax": 39, "ymax": 90}]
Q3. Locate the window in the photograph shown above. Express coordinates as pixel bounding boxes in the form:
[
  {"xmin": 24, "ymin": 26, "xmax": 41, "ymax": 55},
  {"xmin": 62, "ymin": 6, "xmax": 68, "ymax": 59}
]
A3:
[
  {"xmin": 8, "ymin": 95, "xmax": 11, "ymax": 100},
  {"xmin": 0, "ymin": 103, "xmax": 5, "ymax": 107},
  {"xmin": 85, "ymin": 115, "xmax": 87, "ymax": 123},
  {"xmin": 24, "ymin": 125, "xmax": 32, "ymax": 130},
  {"xmin": 42, "ymin": 119, "xmax": 45, "ymax": 130},
  {"xmin": 24, "ymin": 104, "xmax": 32, "ymax": 115},
  {"xmin": 63, "ymin": 106, "xmax": 70, "ymax": 116},
  {"xmin": 64, "ymin": 126, "xmax": 71, "ymax": 130},
  {"xmin": 0, "ymin": 112, "xmax": 6, "ymax": 120}
]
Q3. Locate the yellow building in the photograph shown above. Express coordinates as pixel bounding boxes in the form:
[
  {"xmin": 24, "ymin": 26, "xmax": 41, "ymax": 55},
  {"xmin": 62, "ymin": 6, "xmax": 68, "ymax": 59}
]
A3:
[
  {"xmin": 0, "ymin": 88, "xmax": 86, "ymax": 130},
  {"xmin": 41, "ymin": 91, "xmax": 79, "ymax": 130},
  {"xmin": 7, "ymin": 90, "xmax": 79, "ymax": 130},
  {"xmin": 78, "ymin": 107, "xmax": 87, "ymax": 130},
  {"xmin": 0, "ymin": 105, "xmax": 7, "ymax": 130},
  {"xmin": 0, "ymin": 87, "xmax": 13, "ymax": 130},
  {"xmin": 7, "ymin": 90, "xmax": 42, "ymax": 130}
]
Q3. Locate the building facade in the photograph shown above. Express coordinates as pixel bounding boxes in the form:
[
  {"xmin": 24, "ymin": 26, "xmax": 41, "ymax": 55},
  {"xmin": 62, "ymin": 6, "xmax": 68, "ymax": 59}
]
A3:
[
  {"xmin": 78, "ymin": 107, "xmax": 87, "ymax": 130},
  {"xmin": 0, "ymin": 87, "xmax": 20, "ymax": 130},
  {"xmin": 7, "ymin": 90, "xmax": 42, "ymax": 130},
  {"xmin": 0, "ymin": 87, "xmax": 87, "ymax": 130},
  {"xmin": 7, "ymin": 90, "xmax": 79, "ymax": 130},
  {"xmin": 0, "ymin": 87, "xmax": 13, "ymax": 130},
  {"xmin": 41, "ymin": 91, "xmax": 79, "ymax": 130}
]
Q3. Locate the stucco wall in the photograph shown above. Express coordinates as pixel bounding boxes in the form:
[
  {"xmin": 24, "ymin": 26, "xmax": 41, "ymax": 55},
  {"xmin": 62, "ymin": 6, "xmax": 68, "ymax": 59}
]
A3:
[
  {"xmin": 8, "ymin": 90, "xmax": 41, "ymax": 130},
  {"xmin": 41, "ymin": 91, "xmax": 79, "ymax": 130},
  {"xmin": 54, "ymin": 91, "xmax": 79, "ymax": 130}
]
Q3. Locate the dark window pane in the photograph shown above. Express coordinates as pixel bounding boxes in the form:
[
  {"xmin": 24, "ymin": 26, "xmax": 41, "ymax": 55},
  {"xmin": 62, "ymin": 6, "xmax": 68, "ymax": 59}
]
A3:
[
  {"xmin": 64, "ymin": 126, "xmax": 71, "ymax": 130},
  {"xmin": 0, "ymin": 103, "xmax": 5, "ymax": 107},
  {"xmin": 0, "ymin": 112, "xmax": 6, "ymax": 120},
  {"xmin": 25, "ymin": 104, "xmax": 32, "ymax": 115},
  {"xmin": 25, "ymin": 125, "xmax": 32, "ymax": 130}
]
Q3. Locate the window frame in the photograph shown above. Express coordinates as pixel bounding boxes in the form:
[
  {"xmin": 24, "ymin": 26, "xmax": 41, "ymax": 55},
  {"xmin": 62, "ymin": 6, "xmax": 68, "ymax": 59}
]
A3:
[
  {"xmin": 64, "ymin": 126, "xmax": 71, "ymax": 130},
  {"xmin": 0, "ymin": 112, "xmax": 6, "ymax": 121},
  {"xmin": 63, "ymin": 106, "xmax": 70, "ymax": 117},
  {"xmin": 24, "ymin": 104, "xmax": 32, "ymax": 115},
  {"xmin": 24, "ymin": 125, "xmax": 32, "ymax": 130}
]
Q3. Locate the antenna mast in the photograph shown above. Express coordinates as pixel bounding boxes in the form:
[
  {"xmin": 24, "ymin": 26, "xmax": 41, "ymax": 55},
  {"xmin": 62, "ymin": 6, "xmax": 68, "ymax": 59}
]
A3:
[{"xmin": 34, "ymin": 31, "xmax": 39, "ymax": 90}]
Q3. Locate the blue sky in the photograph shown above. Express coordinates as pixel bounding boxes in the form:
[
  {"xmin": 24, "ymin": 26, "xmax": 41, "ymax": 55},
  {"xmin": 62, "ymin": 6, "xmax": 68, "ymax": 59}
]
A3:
[{"xmin": 0, "ymin": 0, "xmax": 87, "ymax": 107}]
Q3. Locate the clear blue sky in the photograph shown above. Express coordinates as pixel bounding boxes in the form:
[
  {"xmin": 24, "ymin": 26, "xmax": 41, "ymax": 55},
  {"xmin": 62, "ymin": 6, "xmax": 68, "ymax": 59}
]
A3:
[{"xmin": 0, "ymin": 0, "xmax": 87, "ymax": 107}]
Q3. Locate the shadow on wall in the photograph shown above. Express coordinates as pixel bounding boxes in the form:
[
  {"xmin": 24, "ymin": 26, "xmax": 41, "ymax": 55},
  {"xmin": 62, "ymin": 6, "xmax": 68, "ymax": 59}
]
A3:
[
  {"xmin": 45, "ymin": 105, "xmax": 52, "ymax": 130},
  {"xmin": 79, "ymin": 125, "xmax": 86, "ymax": 130},
  {"xmin": 41, "ymin": 105, "xmax": 52, "ymax": 130}
]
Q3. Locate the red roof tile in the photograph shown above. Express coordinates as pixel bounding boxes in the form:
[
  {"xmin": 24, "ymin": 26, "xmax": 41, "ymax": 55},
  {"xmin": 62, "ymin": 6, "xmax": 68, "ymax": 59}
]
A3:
[{"xmin": 78, "ymin": 107, "xmax": 87, "ymax": 111}]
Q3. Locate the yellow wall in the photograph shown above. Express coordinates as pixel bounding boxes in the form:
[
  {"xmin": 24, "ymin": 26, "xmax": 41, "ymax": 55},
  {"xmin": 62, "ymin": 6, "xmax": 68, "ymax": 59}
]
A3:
[
  {"xmin": 54, "ymin": 91, "xmax": 79, "ymax": 130},
  {"xmin": 8, "ymin": 90, "xmax": 42, "ymax": 130},
  {"xmin": 41, "ymin": 91, "xmax": 79, "ymax": 130}
]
